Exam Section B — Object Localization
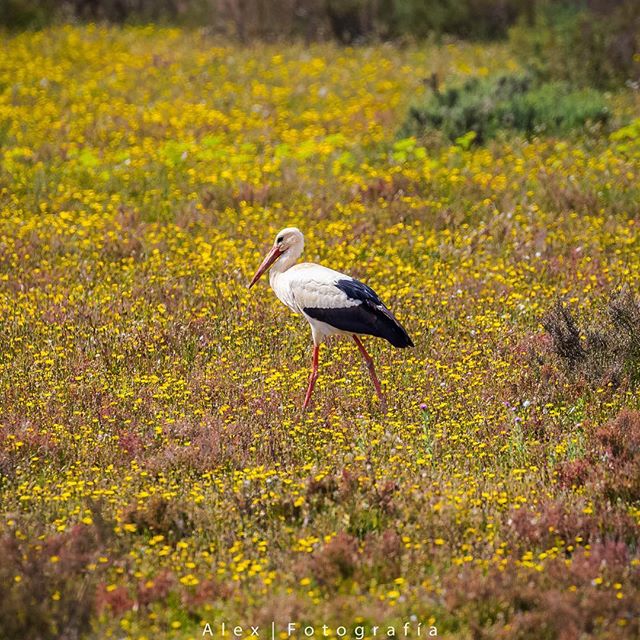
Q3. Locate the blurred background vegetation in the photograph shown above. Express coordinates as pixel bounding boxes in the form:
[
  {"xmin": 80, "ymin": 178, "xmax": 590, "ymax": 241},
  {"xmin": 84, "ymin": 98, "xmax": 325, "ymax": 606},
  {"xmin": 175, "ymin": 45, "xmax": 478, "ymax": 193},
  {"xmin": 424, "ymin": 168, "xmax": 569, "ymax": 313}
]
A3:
[
  {"xmin": 1, "ymin": 1, "xmax": 638, "ymax": 91},
  {"xmin": 1, "ymin": 0, "xmax": 638, "ymax": 137}
]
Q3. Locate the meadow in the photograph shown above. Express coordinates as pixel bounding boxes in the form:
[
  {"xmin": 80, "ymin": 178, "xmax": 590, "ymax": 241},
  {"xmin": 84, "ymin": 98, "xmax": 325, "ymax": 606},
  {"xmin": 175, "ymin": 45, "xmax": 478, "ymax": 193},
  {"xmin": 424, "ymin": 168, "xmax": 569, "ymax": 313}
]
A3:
[{"xmin": 1, "ymin": 25, "xmax": 640, "ymax": 639}]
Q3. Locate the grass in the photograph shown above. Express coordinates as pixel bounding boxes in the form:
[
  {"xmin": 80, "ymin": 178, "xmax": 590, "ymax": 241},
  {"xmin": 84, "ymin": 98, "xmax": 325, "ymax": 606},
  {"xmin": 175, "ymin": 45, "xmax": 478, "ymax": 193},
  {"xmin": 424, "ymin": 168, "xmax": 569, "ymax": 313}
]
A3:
[{"xmin": 1, "ymin": 25, "xmax": 640, "ymax": 639}]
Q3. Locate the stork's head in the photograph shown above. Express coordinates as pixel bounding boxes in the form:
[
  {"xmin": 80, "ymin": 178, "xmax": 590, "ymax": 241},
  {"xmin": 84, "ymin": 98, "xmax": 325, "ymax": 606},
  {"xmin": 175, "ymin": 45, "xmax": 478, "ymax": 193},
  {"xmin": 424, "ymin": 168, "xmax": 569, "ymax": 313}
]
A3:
[{"xmin": 249, "ymin": 227, "xmax": 304, "ymax": 288}]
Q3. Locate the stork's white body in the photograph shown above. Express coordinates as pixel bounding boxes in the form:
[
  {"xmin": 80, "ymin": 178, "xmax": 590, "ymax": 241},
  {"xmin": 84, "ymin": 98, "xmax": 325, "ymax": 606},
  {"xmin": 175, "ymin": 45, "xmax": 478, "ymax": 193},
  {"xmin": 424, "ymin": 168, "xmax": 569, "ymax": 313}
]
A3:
[
  {"xmin": 249, "ymin": 227, "xmax": 413, "ymax": 410},
  {"xmin": 270, "ymin": 262, "xmax": 360, "ymax": 344}
]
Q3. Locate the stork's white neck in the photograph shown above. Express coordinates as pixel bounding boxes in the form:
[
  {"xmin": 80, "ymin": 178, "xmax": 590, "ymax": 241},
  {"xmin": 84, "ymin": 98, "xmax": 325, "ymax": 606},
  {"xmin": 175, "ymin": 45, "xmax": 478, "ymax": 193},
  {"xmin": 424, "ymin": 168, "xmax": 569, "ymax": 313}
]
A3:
[{"xmin": 269, "ymin": 243, "xmax": 303, "ymax": 283}]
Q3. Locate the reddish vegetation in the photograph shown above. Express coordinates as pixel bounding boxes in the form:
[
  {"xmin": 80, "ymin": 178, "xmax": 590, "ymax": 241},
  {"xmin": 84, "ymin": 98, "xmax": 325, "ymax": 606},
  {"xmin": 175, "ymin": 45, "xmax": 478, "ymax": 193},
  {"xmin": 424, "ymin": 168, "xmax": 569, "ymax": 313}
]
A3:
[
  {"xmin": 301, "ymin": 529, "xmax": 405, "ymax": 591},
  {"xmin": 557, "ymin": 409, "xmax": 640, "ymax": 502},
  {"xmin": 556, "ymin": 457, "xmax": 592, "ymax": 488},
  {"xmin": 182, "ymin": 578, "xmax": 234, "ymax": 610},
  {"xmin": 596, "ymin": 409, "xmax": 640, "ymax": 464},
  {"xmin": 509, "ymin": 499, "xmax": 638, "ymax": 550},
  {"xmin": 445, "ymin": 545, "xmax": 640, "ymax": 640},
  {"xmin": 309, "ymin": 532, "xmax": 359, "ymax": 586},
  {"xmin": 595, "ymin": 410, "xmax": 640, "ymax": 502},
  {"xmin": 96, "ymin": 585, "xmax": 134, "ymax": 616},
  {"xmin": 0, "ymin": 525, "xmax": 106, "ymax": 639},
  {"xmin": 136, "ymin": 571, "xmax": 175, "ymax": 608}
]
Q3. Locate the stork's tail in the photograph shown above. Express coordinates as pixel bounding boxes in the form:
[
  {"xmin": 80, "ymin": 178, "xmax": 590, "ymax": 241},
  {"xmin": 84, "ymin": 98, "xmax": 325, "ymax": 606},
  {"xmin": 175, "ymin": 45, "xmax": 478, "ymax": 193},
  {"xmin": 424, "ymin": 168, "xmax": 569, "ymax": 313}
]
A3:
[{"xmin": 375, "ymin": 306, "xmax": 414, "ymax": 348}]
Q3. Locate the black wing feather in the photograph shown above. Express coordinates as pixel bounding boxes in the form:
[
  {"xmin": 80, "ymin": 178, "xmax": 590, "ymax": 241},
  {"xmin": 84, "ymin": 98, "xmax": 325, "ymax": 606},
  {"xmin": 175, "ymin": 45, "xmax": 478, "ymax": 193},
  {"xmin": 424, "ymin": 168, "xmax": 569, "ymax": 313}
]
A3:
[
  {"xmin": 303, "ymin": 278, "xmax": 414, "ymax": 348},
  {"xmin": 334, "ymin": 279, "xmax": 383, "ymax": 306}
]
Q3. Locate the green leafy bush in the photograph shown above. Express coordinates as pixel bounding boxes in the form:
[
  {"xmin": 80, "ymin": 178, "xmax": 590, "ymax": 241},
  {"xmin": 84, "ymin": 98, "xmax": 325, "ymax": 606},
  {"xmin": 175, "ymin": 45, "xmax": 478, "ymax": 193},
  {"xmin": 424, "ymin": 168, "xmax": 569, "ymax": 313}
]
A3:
[{"xmin": 401, "ymin": 74, "xmax": 610, "ymax": 144}]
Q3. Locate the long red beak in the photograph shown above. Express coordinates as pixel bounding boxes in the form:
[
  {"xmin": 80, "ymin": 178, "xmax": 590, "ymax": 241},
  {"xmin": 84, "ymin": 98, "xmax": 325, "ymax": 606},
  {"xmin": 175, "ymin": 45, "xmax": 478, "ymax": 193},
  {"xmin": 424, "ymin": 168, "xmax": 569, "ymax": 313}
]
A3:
[{"xmin": 249, "ymin": 246, "xmax": 282, "ymax": 288}]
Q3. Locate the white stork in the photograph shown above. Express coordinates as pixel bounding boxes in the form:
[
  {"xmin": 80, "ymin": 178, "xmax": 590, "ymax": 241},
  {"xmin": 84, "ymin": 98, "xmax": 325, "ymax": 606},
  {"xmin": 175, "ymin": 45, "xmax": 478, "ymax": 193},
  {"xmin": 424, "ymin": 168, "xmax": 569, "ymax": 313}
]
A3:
[{"xmin": 249, "ymin": 227, "xmax": 414, "ymax": 410}]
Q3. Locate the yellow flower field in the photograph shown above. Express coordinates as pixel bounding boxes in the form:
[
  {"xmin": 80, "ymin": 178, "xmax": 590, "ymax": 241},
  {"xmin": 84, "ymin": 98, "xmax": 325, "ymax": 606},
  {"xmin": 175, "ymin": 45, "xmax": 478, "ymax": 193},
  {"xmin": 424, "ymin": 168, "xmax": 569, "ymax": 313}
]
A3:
[{"xmin": 1, "ymin": 25, "xmax": 640, "ymax": 639}]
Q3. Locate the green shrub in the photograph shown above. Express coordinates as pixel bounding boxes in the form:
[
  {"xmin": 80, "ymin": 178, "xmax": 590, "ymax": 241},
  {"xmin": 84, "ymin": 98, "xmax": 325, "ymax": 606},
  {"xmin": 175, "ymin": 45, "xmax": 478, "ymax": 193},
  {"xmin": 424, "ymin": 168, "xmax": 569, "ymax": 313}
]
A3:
[{"xmin": 401, "ymin": 74, "xmax": 610, "ymax": 144}]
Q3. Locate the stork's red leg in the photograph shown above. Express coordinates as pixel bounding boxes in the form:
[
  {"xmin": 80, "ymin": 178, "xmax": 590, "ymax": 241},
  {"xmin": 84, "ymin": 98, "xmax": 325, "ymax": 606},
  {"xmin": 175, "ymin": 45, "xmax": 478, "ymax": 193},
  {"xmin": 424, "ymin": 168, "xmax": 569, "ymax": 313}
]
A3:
[
  {"xmin": 302, "ymin": 345, "xmax": 320, "ymax": 411},
  {"xmin": 352, "ymin": 335, "xmax": 386, "ymax": 408}
]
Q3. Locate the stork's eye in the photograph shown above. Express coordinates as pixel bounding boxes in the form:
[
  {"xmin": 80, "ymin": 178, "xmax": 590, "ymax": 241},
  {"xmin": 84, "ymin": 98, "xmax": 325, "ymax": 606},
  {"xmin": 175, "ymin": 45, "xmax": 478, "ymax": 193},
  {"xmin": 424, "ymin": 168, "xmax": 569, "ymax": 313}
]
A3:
[{"xmin": 276, "ymin": 236, "xmax": 284, "ymax": 244}]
